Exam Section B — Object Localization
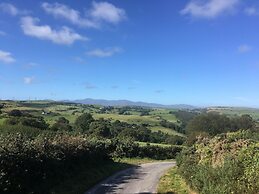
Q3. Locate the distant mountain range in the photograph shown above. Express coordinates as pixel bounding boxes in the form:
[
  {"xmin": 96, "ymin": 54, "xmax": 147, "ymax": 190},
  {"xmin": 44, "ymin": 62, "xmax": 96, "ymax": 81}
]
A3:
[{"xmin": 68, "ymin": 98, "xmax": 196, "ymax": 109}]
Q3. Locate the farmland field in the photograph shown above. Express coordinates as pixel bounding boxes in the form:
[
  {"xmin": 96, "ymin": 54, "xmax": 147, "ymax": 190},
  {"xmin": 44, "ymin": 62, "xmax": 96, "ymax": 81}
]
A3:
[{"xmin": 0, "ymin": 100, "xmax": 184, "ymax": 136}]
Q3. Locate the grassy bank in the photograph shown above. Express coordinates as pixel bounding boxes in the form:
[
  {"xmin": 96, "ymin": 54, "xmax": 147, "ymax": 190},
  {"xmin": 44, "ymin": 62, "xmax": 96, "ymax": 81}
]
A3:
[{"xmin": 158, "ymin": 167, "xmax": 195, "ymax": 194}]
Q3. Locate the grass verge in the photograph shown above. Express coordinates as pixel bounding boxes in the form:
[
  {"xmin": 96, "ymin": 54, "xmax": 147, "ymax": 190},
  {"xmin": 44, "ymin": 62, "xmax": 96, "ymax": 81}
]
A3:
[{"xmin": 157, "ymin": 167, "xmax": 195, "ymax": 194}]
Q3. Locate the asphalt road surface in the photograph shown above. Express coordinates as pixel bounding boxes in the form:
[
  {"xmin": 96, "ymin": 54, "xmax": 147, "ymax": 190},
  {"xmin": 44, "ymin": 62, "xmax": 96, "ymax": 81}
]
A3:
[{"xmin": 86, "ymin": 161, "xmax": 176, "ymax": 194}]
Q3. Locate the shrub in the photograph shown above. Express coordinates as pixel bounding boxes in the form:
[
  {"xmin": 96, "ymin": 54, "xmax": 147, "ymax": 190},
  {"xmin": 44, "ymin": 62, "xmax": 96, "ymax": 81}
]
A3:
[
  {"xmin": 8, "ymin": 109, "xmax": 23, "ymax": 117},
  {"xmin": 177, "ymin": 130, "xmax": 259, "ymax": 194},
  {"xmin": 74, "ymin": 113, "xmax": 94, "ymax": 132},
  {"xmin": 0, "ymin": 132, "xmax": 112, "ymax": 193}
]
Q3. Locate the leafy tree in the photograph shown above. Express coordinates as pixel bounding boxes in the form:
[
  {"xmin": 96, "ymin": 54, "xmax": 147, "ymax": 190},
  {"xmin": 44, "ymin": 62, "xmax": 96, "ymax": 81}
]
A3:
[
  {"xmin": 173, "ymin": 110, "xmax": 198, "ymax": 128},
  {"xmin": 8, "ymin": 109, "xmax": 23, "ymax": 117},
  {"xmin": 51, "ymin": 117, "xmax": 72, "ymax": 131},
  {"xmin": 186, "ymin": 113, "xmax": 256, "ymax": 144},
  {"xmin": 74, "ymin": 113, "xmax": 94, "ymax": 132},
  {"xmin": 21, "ymin": 117, "xmax": 49, "ymax": 130},
  {"xmin": 89, "ymin": 119, "xmax": 111, "ymax": 137},
  {"xmin": 233, "ymin": 114, "xmax": 255, "ymax": 130},
  {"xmin": 4, "ymin": 117, "xmax": 20, "ymax": 125}
]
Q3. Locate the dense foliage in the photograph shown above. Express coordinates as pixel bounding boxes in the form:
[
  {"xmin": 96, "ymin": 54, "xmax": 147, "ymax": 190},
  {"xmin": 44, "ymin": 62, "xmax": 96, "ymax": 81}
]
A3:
[
  {"xmin": 173, "ymin": 110, "xmax": 198, "ymax": 128},
  {"xmin": 186, "ymin": 113, "xmax": 255, "ymax": 144},
  {"xmin": 177, "ymin": 130, "xmax": 259, "ymax": 194},
  {"xmin": 0, "ymin": 130, "xmax": 182, "ymax": 193}
]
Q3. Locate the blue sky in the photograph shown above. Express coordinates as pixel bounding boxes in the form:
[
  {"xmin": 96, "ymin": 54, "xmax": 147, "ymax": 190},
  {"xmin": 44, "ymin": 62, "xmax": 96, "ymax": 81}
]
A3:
[{"xmin": 1, "ymin": 0, "xmax": 259, "ymax": 107}]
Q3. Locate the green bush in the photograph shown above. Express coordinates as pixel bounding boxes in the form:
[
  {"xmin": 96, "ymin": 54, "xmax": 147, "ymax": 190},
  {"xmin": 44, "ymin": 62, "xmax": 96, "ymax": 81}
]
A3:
[
  {"xmin": 0, "ymin": 132, "xmax": 112, "ymax": 193},
  {"xmin": 0, "ymin": 130, "xmax": 183, "ymax": 193},
  {"xmin": 111, "ymin": 139, "xmax": 183, "ymax": 160},
  {"xmin": 177, "ymin": 130, "xmax": 259, "ymax": 194}
]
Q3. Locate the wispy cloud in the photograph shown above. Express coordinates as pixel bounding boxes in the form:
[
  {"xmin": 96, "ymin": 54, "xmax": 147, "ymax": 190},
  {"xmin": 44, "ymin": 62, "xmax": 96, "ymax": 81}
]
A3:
[
  {"xmin": 86, "ymin": 47, "xmax": 122, "ymax": 57},
  {"xmin": 155, "ymin": 89, "xmax": 164, "ymax": 94},
  {"xmin": 0, "ymin": 31, "xmax": 6, "ymax": 36},
  {"xmin": 111, "ymin": 85, "xmax": 119, "ymax": 89},
  {"xmin": 41, "ymin": 2, "xmax": 98, "ymax": 28},
  {"xmin": 181, "ymin": 0, "xmax": 239, "ymax": 19},
  {"xmin": 41, "ymin": 1, "xmax": 126, "ymax": 28},
  {"xmin": 23, "ymin": 62, "xmax": 39, "ymax": 69},
  {"xmin": 0, "ymin": 3, "xmax": 18, "ymax": 16},
  {"xmin": 238, "ymin": 44, "xmax": 252, "ymax": 53},
  {"xmin": 20, "ymin": 16, "xmax": 87, "ymax": 45},
  {"xmin": 0, "ymin": 3, "xmax": 29, "ymax": 16},
  {"xmin": 23, "ymin": 76, "xmax": 35, "ymax": 84},
  {"xmin": 84, "ymin": 82, "xmax": 97, "ymax": 89},
  {"xmin": 244, "ymin": 7, "xmax": 258, "ymax": 16},
  {"xmin": 0, "ymin": 50, "xmax": 15, "ymax": 64},
  {"xmin": 90, "ymin": 1, "xmax": 126, "ymax": 24},
  {"xmin": 128, "ymin": 86, "xmax": 136, "ymax": 90},
  {"xmin": 74, "ymin": 57, "xmax": 86, "ymax": 64}
]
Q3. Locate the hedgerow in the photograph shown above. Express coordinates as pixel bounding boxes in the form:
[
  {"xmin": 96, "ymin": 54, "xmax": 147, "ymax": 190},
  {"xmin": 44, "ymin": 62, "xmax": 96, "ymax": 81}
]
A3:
[
  {"xmin": 177, "ymin": 130, "xmax": 259, "ymax": 194},
  {"xmin": 0, "ymin": 131, "xmax": 182, "ymax": 193}
]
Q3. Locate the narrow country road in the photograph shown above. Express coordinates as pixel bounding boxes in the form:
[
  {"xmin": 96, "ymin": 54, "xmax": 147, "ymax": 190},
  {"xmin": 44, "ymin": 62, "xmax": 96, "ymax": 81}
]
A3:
[{"xmin": 85, "ymin": 161, "xmax": 176, "ymax": 194}]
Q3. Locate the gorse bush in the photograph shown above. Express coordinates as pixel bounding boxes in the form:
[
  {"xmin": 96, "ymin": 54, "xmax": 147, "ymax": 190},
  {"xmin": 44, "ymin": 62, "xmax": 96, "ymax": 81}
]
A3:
[{"xmin": 177, "ymin": 130, "xmax": 259, "ymax": 194}]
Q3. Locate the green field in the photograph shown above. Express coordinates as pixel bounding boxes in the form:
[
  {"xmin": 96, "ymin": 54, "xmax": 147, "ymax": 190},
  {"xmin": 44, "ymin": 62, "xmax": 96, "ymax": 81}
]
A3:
[
  {"xmin": 207, "ymin": 107, "xmax": 259, "ymax": 121},
  {"xmin": 2, "ymin": 101, "xmax": 259, "ymax": 137},
  {"xmin": 0, "ymin": 101, "xmax": 183, "ymax": 136}
]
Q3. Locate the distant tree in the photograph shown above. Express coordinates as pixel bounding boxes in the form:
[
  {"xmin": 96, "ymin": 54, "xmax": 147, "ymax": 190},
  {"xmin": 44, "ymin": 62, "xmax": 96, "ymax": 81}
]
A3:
[
  {"xmin": 21, "ymin": 117, "xmax": 49, "ymax": 130},
  {"xmin": 140, "ymin": 111, "xmax": 149, "ymax": 116},
  {"xmin": 8, "ymin": 109, "xmax": 23, "ymax": 117},
  {"xmin": 89, "ymin": 119, "xmax": 110, "ymax": 137},
  {"xmin": 51, "ymin": 117, "xmax": 72, "ymax": 131},
  {"xmin": 174, "ymin": 110, "xmax": 198, "ymax": 128},
  {"xmin": 186, "ymin": 113, "xmax": 256, "ymax": 144},
  {"xmin": 4, "ymin": 117, "xmax": 20, "ymax": 125},
  {"xmin": 186, "ymin": 113, "xmax": 231, "ymax": 136},
  {"xmin": 234, "ymin": 114, "xmax": 255, "ymax": 130},
  {"xmin": 74, "ymin": 113, "xmax": 94, "ymax": 132},
  {"xmin": 165, "ymin": 135, "xmax": 185, "ymax": 145}
]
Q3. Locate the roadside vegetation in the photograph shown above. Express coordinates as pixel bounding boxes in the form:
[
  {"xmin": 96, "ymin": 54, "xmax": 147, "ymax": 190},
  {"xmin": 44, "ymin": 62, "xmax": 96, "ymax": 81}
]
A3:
[
  {"xmin": 158, "ymin": 167, "xmax": 194, "ymax": 194},
  {"xmin": 158, "ymin": 112, "xmax": 258, "ymax": 194},
  {"xmin": 0, "ymin": 100, "xmax": 258, "ymax": 194},
  {"xmin": 0, "ymin": 101, "xmax": 184, "ymax": 193}
]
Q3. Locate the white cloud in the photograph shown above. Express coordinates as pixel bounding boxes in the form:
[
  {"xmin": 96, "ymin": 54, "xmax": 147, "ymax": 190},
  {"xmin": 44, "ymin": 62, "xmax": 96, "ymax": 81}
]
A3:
[
  {"xmin": 86, "ymin": 47, "xmax": 122, "ymax": 57},
  {"xmin": 244, "ymin": 7, "xmax": 258, "ymax": 16},
  {"xmin": 23, "ymin": 76, "xmax": 34, "ymax": 84},
  {"xmin": 181, "ymin": 0, "xmax": 239, "ymax": 19},
  {"xmin": 0, "ymin": 3, "xmax": 18, "ymax": 16},
  {"xmin": 90, "ymin": 1, "xmax": 126, "ymax": 24},
  {"xmin": 41, "ymin": 2, "xmax": 126, "ymax": 28},
  {"xmin": 0, "ymin": 3, "xmax": 29, "ymax": 16},
  {"xmin": 0, "ymin": 50, "xmax": 15, "ymax": 64},
  {"xmin": 238, "ymin": 44, "xmax": 252, "ymax": 53},
  {"xmin": 20, "ymin": 16, "xmax": 87, "ymax": 45},
  {"xmin": 41, "ymin": 2, "xmax": 98, "ymax": 28}
]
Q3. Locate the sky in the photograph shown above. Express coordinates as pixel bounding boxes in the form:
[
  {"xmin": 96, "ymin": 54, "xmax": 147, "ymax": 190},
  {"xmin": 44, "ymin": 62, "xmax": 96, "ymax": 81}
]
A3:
[{"xmin": 1, "ymin": 0, "xmax": 259, "ymax": 107}]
